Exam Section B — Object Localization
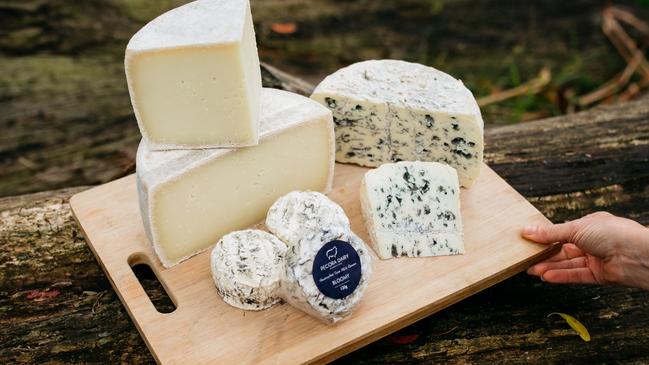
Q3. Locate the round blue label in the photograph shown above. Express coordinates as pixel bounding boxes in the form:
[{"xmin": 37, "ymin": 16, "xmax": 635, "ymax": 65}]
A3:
[{"xmin": 312, "ymin": 240, "xmax": 362, "ymax": 299}]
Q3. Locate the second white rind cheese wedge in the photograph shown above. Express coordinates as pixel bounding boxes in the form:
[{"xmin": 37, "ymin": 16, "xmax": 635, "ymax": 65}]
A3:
[
  {"xmin": 360, "ymin": 161, "xmax": 464, "ymax": 259},
  {"xmin": 125, "ymin": 0, "xmax": 262, "ymax": 150},
  {"xmin": 311, "ymin": 59, "xmax": 484, "ymax": 187},
  {"xmin": 137, "ymin": 88, "xmax": 335, "ymax": 268}
]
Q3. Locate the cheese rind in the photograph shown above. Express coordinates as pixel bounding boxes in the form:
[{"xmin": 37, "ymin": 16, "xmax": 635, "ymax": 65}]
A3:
[
  {"xmin": 267, "ymin": 191, "xmax": 372, "ymax": 324},
  {"xmin": 125, "ymin": 0, "xmax": 262, "ymax": 150},
  {"xmin": 311, "ymin": 59, "xmax": 484, "ymax": 187},
  {"xmin": 137, "ymin": 88, "xmax": 335, "ymax": 268},
  {"xmin": 210, "ymin": 230, "xmax": 287, "ymax": 310},
  {"xmin": 360, "ymin": 161, "xmax": 464, "ymax": 259}
]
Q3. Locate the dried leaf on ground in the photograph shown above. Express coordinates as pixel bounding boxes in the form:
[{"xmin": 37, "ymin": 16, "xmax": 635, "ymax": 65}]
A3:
[{"xmin": 548, "ymin": 312, "xmax": 591, "ymax": 342}]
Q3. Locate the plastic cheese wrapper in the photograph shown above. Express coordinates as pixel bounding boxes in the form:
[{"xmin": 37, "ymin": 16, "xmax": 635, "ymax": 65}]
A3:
[{"xmin": 266, "ymin": 191, "xmax": 373, "ymax": 324}]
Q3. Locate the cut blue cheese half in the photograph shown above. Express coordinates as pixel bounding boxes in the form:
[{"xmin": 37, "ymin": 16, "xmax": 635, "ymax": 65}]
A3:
[
  {"xmin": 311, "ymin": 59, "xmax": 484, "ymax": 187},
  {"xmin": 266, "ymin": 191, "xmax": 373, "ymax": 324},
  {"xmin": 360, "ymin": 161, "xmax": 464, "ymax": 259}
]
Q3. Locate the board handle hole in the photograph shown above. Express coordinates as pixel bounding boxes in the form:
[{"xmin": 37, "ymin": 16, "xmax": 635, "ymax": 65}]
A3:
[{"xmin": 128, "ymin": 253, "xmax": 177, "ymax": 314}]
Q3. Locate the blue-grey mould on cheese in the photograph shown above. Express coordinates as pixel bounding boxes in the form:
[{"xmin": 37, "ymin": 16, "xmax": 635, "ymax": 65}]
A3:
[{"xmin": 266, "ymin": 191, "xmax": 373, "ymax": 324}]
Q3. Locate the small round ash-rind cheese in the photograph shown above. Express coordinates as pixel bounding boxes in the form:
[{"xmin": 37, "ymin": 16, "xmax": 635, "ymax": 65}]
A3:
[
  {"xmin": 266, "ymin": 191, "xmax": 351, "ymax": 245},
  {"xmin": 280, "ymin": 231, "xmax": 373, "ymax": 324},
  {"xmin": 211, "ymin": 229, "xmax": 287, "ymax": 311}
]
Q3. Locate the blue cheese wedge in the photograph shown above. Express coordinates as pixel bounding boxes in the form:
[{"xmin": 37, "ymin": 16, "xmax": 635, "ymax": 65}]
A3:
[
  {"xmin": 360, "ymin": 161, "xmax": 464, "ymax": 259},
  {"xmin": 311, "ymin": 59, "xmax": 484, "ymax": 187},
  {"xmin": 210, "ymin": 229, "xmax": 287, "ymax": 310},
  {"xmin": 266, "ymin": 191, "xmax": 373, "ymax": 324}
]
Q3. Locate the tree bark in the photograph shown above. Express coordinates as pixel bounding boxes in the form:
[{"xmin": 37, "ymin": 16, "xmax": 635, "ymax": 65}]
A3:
[
  {"xmin": 485, "ymin": 97, "xmax": 649, "ymax": 224},
  {"xmin": 2, "ymin": 97, "xmax": 648, "ymax": 364}
]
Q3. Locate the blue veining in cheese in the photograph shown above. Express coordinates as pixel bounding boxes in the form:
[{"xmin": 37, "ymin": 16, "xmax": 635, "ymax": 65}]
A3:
[
  {"xmin": 311, "ymin": 59, "xmax": 484, "ymax": 187},
  {"xmin": 360, "ymin": 161, "xmax": 464, "ymax": 259}
]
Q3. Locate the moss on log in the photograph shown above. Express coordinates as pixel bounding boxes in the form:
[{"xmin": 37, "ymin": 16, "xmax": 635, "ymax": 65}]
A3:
[{"xmin": 0, "ymin": 54, "xmax": 311, "ymax": 198}]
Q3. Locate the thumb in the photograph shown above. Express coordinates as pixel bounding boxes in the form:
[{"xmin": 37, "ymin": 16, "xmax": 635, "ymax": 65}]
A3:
[{"xmin": 522, "ymin": 221, "xmax": 577, "ymax": 244}]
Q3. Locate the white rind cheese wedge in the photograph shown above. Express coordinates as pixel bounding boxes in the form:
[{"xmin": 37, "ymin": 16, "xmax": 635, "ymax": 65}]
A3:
[
  {"xmin": 210, "ymin": 230, "xmax": 287, "ymax": 311},
  {"xmin": 266, "ymin": 191, "xmax": 373, "ymax": 324},
  {"xmin": 311, "ymin": 59, "xmax": 484, "ymax": 187},
  {"xmin": 137, "ymin": 88, "xmax": 335, "ymax": 268},
  {"xmin": 125, "ymin": 0, "xmax": 262, "ymax": 150},
  {"xmin": 360, "ymin": 161, "xmax": 464, "ymax": 259}
]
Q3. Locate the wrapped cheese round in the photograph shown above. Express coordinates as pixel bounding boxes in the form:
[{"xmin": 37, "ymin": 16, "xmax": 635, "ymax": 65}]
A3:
[
  {"xmin": 280, "ymin": 231, "xmax": 372, "ymax": 323},
  {"xmin": 210, "ymin": 229, "xmax": 287, "ymax": 310},
  {"xmin": 266, "ymin": 191, "xmax": 373, "ymax": 323}
]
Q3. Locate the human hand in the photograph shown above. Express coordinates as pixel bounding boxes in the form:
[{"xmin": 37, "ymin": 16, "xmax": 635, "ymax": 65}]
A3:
[{"xmin": 523, "ymin": 212, "xmax": 649, "ymax": 291}]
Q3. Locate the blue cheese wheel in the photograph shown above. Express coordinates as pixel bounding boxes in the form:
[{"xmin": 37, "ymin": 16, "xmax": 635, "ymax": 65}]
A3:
[
  {"xmin": 210, "ymin": 229, "xmax": 287, "ymax": 310},
  {"xmin": 311, "ymin": 59, "xmax": 484, "ymax": 187},
  {"xmin": 266, "ymin": 191, "xmax": 373, "ymax": 323},
  {"xmin": 360, "ymin": 161, "xmax": 464, "ymax": 259}
]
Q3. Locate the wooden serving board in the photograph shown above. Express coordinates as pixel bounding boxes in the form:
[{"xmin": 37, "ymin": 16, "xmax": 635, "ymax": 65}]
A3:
[{"xmin": 70, "ymin": 163, "xmax": 556, "ymax": 365}]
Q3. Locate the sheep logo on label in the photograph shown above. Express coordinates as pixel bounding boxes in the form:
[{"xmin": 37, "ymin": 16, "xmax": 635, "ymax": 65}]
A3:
[
  {"xmin": 313, "ymin": 240, "xmax": 362, "ymax": 299},
  {"xmin": 326, "ymin": 246, "xmax": 338, "ymax": 260}
]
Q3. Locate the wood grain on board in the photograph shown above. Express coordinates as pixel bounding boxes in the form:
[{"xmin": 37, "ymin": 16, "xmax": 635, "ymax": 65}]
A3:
[{"xmin": 70, "ymin": 163, "xmax": 556, "ymax": 364}]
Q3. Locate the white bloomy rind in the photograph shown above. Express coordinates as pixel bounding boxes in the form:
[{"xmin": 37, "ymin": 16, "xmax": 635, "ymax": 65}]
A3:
[
  {"xmin": 266, "ymin": 191, "xmax": 351, "ymax": 245},
  {"xmin": 137, "ymin": 88, "xmax": 335, "ymax": 268},
  {"xmin": 125, "ymin": 0, "xmax": 262, "ymax": 150},
  {"xmin": 266, "ymin": 191, "xmax": 373, "ymax": 324},
  {"xmin": 210, "ymin": 230, "xmax": 287, "ymax": 311},
  {"xmin": 360, "ymin": 161, "xmax": 464, "ymax": 260},
  {"xmin": 311, "ymin": 59, "xmax": 484, "ymax": 187}
]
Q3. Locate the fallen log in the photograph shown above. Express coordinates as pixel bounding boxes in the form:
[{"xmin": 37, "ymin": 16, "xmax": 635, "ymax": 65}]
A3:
[{"xmin": 2, "ymin": 96, "xmax": 648, "ymax": 364}]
